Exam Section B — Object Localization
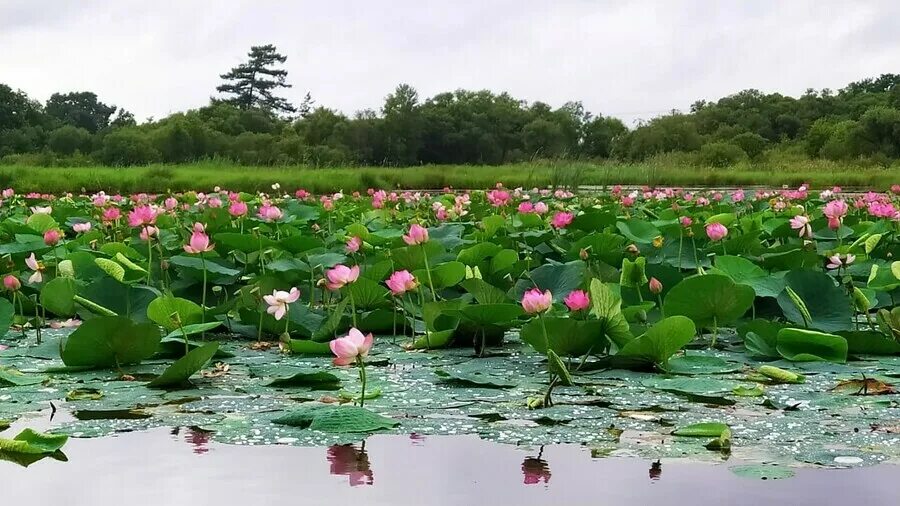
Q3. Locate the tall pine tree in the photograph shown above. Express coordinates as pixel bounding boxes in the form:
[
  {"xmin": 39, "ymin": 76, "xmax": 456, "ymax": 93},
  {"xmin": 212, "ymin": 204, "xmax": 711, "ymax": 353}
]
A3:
[{"xmin": 216, "ymin": 44, "xmax": 296, "ymax": 114}]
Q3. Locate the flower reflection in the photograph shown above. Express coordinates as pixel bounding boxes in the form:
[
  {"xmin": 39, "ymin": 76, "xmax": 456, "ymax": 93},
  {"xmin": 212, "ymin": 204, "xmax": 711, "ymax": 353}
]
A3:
[
  {"xmin": 409, "ymin": 433, "xmax": 426, "ymax": 446},
  {"xmin": 327, "ymin": 442, "xmax": 374, "ymax": 487},
  {"xmin": 521, "ymin": 446, "xmax": 551, "ymax": 485},
  {"xmin": 649, "ymin": 459, "xmax": 662, "ymax": 480},
  {"xmin": 185, "ymin": 427, "xmax": 211, "ymax": 455}
]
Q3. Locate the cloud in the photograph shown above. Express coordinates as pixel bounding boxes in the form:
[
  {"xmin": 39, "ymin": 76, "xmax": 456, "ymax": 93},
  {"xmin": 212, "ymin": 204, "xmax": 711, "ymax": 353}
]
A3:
[{"xmin": 0, "ymin": 0, "xmax": 896, "ymax": 124}]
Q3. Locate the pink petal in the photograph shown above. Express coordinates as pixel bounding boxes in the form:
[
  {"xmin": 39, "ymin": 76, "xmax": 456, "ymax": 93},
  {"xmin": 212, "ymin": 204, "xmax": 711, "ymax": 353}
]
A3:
[
  {"xmin": 332, "ymin": 356, "xmax": 355, "ymax": 366},
  {"xmin": 273, "ymin": 306, "xmax": 286, "ymax": 321}
]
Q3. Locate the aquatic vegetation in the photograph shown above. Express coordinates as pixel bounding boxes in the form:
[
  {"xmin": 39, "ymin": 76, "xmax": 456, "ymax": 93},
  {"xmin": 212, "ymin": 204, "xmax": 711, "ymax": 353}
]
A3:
[{"xmin": 0, "ymin": 182, "xmax": 898, "ymax": 471}]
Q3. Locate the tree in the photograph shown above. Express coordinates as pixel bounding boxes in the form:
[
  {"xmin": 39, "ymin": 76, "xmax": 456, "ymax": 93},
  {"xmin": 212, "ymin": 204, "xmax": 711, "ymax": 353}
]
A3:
[
  {"xmin": 216, "ymin": 44, "xmax": 295, "ymax": 114},
  {"xmin": 46, "ymin": 91, "xmax": 117, "ymax": 133},
  {"xmin": 0, "ymin": 84, "xmax": 45, "ymax": 131},
  {"xmin": 382, "ymin": 84, "xmax": 423, "ymax": 165}
]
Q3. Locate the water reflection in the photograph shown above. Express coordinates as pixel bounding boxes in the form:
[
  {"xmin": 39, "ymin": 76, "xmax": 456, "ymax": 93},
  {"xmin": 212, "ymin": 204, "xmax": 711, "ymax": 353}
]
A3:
[
  {"xmin": 649, "ymin": 460, "xmax": 662, "ymax": 481},
  {"xmin": 170, "ymin": 427, "xmax": 211, "ymax": 455},
  {"xmin": 521, "ymin": 446, "xmax": 551, "ymax": 485},
  {"xmin": 409, "ymin": 433, "xmax": 426, "ymax": 446},
  {"xmin": 327, "ymin": 442, "xmax": 374, "ymax": 487}
]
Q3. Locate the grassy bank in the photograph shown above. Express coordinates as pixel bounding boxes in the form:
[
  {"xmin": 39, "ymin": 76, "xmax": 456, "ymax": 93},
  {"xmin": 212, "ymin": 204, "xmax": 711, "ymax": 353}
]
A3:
[{"xmin": 1, "ymin": 159, "xmax": 897, "ymax": 193}]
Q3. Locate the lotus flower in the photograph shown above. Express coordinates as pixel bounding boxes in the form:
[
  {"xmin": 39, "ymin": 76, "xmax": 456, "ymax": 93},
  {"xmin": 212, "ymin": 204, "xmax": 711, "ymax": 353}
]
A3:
[
  {"xmin": 228, "ymin": 201, "xmax": 248, "ymax": 217},
  {"xmin": 402, "ymin": 224, "xmax": 429, "ymax": 245},
  {"xmin": 325, "ymin": 264, "xmax": 360, "ymax": 291},
  {"xmin": 43, "ymin": 229, "xmax": 61, "ymax": 246},
  {"xmin": 550, "ymin": 211, "xmax": 574, "ymax": 229},
  {"xmin": 128, "ymin": 205, "xmax": 157, "ymax": 227},
  {"xmin": 789, "ymin": 215, "xmax": 812, "ymax": 238},
  {"xmin": 102, "ymin": 207, "xmax": 121, "ymax": 222},
  {"xmin": 533, "ymin": 202, "xmax": 549, "ymax": 215},
  {"xmin": 72, "ymin": 222, "xmax": 92, "ymax": 234},
  {"xmin": 330, "ymin": 327, "xmax": 374, "ymax": 366},
  {"xmin": 823, "ymin": 200, "xmax": 848, "ymax": 230},
  {"xmin": 257, "ymin": 204, "xmax": 283, "ymax": 222},
  {"xmin": 25, "ymin": 253, "xmax": 44, "ymax": 284},
  {"xmin": 826, "ymin": 254, "xmax": 855, "ymax": 270},
  {"xmin": 183, "ymin": 223, "xmax": 214, "ymax": 254},
  {"xmin": 522, "ymin": 288, "xmax": 552, "ymax": 314},
  {"xmin": 563, "ymin": 290, "xmax": 590, "ymax": 312},
  {"xmin": 680, "ymin": 216, "xmax": 693, "ymax": 228},
  {"xmin": 705, "ymin": 223, "xmax": 728, "ymax": 241},
  {"xmin": 30, "ymin": 206, "xmax": 52, "ymax": 214},
  {"xmin": 517, "ymin": 202, "xmax": 534, "ymax": 214},
  {"xmin": 346, "ymin": 236, "xmax": 362, "ymax": 254},
  {"xmin": 386, "ymin": 270, "xmax": 417, "ymax": 296},
  {"xmin": 140, "ymin": 226, "xmax": 159, "ymax": 241},
  {"xmin": 649, "ymin": 277, "xmax": 663, "ymax": 294},
  {"xmin": 3, "ymin": 275, "xmax": 20, "ymax": 291},
  {"xmin": 263, "ymin": 287, "xmax": 301, "ymax": 320}
]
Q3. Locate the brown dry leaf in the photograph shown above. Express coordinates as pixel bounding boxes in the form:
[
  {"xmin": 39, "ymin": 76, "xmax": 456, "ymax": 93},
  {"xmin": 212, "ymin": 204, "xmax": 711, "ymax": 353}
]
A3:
[
  {"xmin": 202, "ymin": 362, "xmax": 230, "ymax": 378},
  {"xmin": 120, "ymin": 374, "xmax": 136, "ymax": 381},
  {"xmin": 830, "ymin": 378, "xmax": 895, "ymax": 395},
  {"xmin": 250, "ymin": 341, "xmax": 275, "ymax": 351}
]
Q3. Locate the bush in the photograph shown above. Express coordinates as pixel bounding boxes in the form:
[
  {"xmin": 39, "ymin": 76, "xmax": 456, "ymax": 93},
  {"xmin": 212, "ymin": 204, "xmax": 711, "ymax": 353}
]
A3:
[
  {"xmin": 730, "ymin": 132, "xmax": 768, "ymax": 159},
  {"xmin": 697, "ymin": 142, "xmax": 747, "ymax": 167},
  {"xmin": 98, "ymin": 129, "xmax": 159, "ymax": 166},
  {"xmin": 48, "ymin": 125, "xmax": 93, "ymax": 155}
]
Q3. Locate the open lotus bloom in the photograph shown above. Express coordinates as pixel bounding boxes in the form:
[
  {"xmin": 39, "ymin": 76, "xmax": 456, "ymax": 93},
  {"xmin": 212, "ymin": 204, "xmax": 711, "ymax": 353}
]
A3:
[
  {"xmin": 325, "ymin": 265, "xmax": 360, "ymax": 291},
  {"xmin": 263, "ymin": 287, "xmax": 301, "ymax": 320},
  {"xmin": 563, "ymin": 290, "xmax": 590, "ymax": 311},
  {"xmin": 330, "ymin": 328, "xmax": 374, "ymax": 366},
  {"xmin": 25, "ymin": 253, "xmax": 44, "ymax": 284},
  {"xmin": 184, "ymin": 222, "xmax": 214, "ymax": 253},
  {"xmin": 522, "ymin": 288, "xmax": 552, "ymax": 314},
  {"xmin": 386, "ymin": 270, "xmax": 417, "ymax": 295}
]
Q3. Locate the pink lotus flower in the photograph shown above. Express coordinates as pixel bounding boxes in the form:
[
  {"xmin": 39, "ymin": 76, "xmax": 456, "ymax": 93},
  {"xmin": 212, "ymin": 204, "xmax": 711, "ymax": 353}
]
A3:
[
  {"xmin": 184, "ymin": 223, "xmax": 214, "ymax": 254},
  {"xmin": 325, "ymin": 264, "xmax": 360, "ymax": 291},
  {"xmin": 3, "ymin": 274, "xmax": 20, "ymax": 291},
  {"xmin": 826, "ymin": 254, "xmax": 855, "ymax": 270},
  {"xmin": 228, "ymin": 201, "xmax": 248, "ymax": 217},
  {"xmin": 43, "ymin": 229, "xmax": 61, "ymax": 246},
  {"xmin": 128, "ymin": 205, "xmax": 157, "ymax": 227},
  {"xmin": 550, "ymin": 211, "xmax": 574, "ymax": 229},
  {"xmin": 263, "ymin": 287, "xmax": 301, "ymax": 320},
  {"xmin": 102, "ymin": 207, "xmax": 121, "ymax": 223},
  {"xmin": 386, "ymin": 270, "xmax": 417, "ymax": 296},
  {"xmin": 649, "ymin": 277, "xmax": 663, "ymax": 294},
  {"xmin": 49, "ymin": 318, "xmax": 81, "ymax": 329},
  {"xmin": 563, "ymin": 290, "xmax": 590, "ymax": 311},
  {"xmin": 680, "ymin": 216, "xmax": 693, "ymax": 228},
  {"xmin": 517, "ymin": 201, "xmax": 534, "ymax": 214},
  {"xmin": 164, "ymin": 197, "xmax": 178, "ymax": 210},
  {"xmin": 2, "ymin": 188, "xmax": 14, "ymax": 199},
  {"xmin": 208, "ymin": 197, "xmax": 223, "ymax": 208},
  {"xmin": 732, "ymin": 190, "xmax": 745, "ymax": 203},
  {"xmin": 789, "ymin": 215, "xmax": 812, "ymax": 238},
  {"xmin": 522, "ymin": 288, "xmax": 552, "ymax": 314},
  {"xmin": 296, "ymin": 189, "xmax": 310, "ymax": 199},
  {"xmin": 72, "ymin": 222, "xmax": 92, "ymax": 234},
  {"xmin": 705, "ymin": 223, "xmax": 728, "ymax": 241},
  {"xmin": 330, "ymin": 328, "xmax": 374, "ymax": 366},
  {"xmin": 823, "ymin": 200, "xmax": 849, "ymax": 230},
  {"xmin": 140, "ymin": 226, "xmax": 159, "ymax": 241},
  {"xmin": 257, "ymin": 204, "xmax": 283, "ymax": 222},
  {"xmin": 346, "ymin": 236, "xmax": 362, "ymax": 254},
  {"xmin": 487, "ymin": 189, "xmax": 511, "ymax": 207},
  {"xmin": 533, "ymin": 202, "xmax": 549, "ymax": 215},
  {"xmin": 403, "ymin": 224, "xmax": 429, "ymax": 245},
  {"xmin": 25, "ymin": 253, "xmax": 44, "ymax": 284}
]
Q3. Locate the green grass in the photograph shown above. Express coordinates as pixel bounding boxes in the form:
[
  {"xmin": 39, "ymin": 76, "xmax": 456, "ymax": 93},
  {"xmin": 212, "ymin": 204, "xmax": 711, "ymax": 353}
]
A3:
[{"xmin": 1, "ymin": 159, "xmax": 897, "ymax": 193}]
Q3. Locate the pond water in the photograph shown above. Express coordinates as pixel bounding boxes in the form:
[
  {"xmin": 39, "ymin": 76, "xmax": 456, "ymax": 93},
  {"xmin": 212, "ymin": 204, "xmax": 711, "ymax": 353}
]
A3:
[{"xmin": 2, "ymin": 421, "xmax": 898, "ymax": 506}]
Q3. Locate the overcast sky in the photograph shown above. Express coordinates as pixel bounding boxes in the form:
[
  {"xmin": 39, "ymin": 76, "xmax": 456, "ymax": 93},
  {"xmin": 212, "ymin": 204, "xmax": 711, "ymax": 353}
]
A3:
[{"xmin": 1, "ymin": 0, "xmax": 897, "ymax": 125}]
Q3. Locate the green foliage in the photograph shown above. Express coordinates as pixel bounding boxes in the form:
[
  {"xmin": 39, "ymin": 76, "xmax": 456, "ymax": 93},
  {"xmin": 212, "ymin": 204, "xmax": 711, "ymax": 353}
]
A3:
[
  {"xmin": 697, "ymin": 141, "xmax": 747, "ymax": 167},
  {"xmin": 60, "ymin": 316, "xmax": 161, "ymax": 368}
]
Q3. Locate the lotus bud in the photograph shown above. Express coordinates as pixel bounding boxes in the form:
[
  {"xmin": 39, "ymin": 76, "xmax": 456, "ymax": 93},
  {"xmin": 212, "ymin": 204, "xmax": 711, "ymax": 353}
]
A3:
[{"xmin": 649, "ymin": 277, "xmax": 663, "ymax": 294}]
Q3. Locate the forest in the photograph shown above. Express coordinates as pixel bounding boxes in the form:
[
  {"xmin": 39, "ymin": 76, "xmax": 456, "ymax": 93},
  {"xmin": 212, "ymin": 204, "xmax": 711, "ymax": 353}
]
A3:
[{"xmin": 1, "ymin": 45, "xmax": 899, "ymax": 170}]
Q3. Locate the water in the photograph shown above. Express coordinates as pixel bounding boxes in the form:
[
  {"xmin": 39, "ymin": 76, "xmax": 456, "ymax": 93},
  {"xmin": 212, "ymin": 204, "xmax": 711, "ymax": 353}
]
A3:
[{"xmin": 1, "ymin": 425, "xmax": 898, "ymax": 506}]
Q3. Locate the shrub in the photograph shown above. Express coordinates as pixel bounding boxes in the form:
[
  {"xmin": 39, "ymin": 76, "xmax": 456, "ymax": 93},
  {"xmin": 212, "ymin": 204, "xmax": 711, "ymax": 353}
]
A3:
[
  {"xmin": 98, "ymin": 129, "xmax": 159, "ymax": 166},
  {"xmin": 730, "ymin": 132, "xmax": 768, "ymax": 159},
  {"xmin": 697, "ymin": 142, "xmax": 747, "ymax": 167},
  {"xmin": 48, "ymin": 125, "xmax": 93, "ymax": 155}
]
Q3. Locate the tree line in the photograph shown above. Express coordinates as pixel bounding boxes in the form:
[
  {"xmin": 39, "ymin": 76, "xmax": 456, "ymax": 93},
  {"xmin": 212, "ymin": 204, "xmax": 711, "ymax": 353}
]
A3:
[{"xmin": 1, "ymin": 44, "xmax": 899, "ymax": 168}]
